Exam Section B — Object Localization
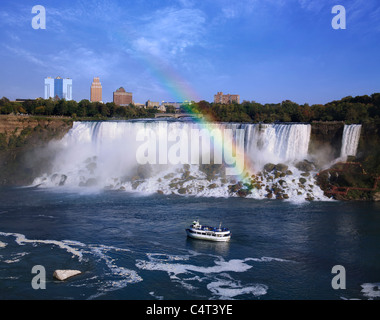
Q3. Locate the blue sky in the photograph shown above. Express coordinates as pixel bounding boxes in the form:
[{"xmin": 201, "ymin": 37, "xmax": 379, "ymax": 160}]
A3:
[{"xmin": 0, "ymin": 0, "xmax": 379, "ymax": 104}]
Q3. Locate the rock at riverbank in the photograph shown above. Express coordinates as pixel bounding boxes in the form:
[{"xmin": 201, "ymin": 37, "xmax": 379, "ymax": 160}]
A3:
[
  {"xmin": 316, "ymin": 162, "xmax": 380, "ymax": 201},
  {"xmin": 53, "ymin": 270, "xmax": 82, "ymax": 281}
]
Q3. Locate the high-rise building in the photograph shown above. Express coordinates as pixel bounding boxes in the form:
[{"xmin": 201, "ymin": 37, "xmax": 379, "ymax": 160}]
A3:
[
  {"xmin": 61, "ymin": 78, "xmax": 72, "ymax": 101},
  {"xmin": 214, "ymin": 92, "xmax": 240, "ymax": 104},
  {"xmin": 90, "ymin": 77, "xmax": 102, "ymax": 102},
  {"xmin": 44, "ymin": 77, "xmax": 54, "ymax": 99},
  {"xmin": 44, "ymin": 77, "xmax": 73, "ymax": 100},
  {"xmin": 113, "ymin": 87, "xmax": 133, "ymax": 106}
]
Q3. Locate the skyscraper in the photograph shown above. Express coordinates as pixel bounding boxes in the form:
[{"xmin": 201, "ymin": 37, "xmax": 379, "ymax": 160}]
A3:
[
  {"xmin": 44, "ymin": 77, "xmax": 54, "ymax": 99},
  {"xmin": 90, "ymin": 77, "xmax": 102, "ymax": 102},
  {"xmin": 44, "ymin": 77, "xmax": 73, "ymax": 100}
]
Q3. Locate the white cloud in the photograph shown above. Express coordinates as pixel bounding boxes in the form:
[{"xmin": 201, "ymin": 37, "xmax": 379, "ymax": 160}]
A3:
[
  {"xmin": 216, "ymin": 0, "xmax": 287, "ymax": 20},
  {"xmin": 3, "ymin": 44, "xmax": 119, "ymax": 80},
  {"xmin": 3, "ymin": 45, "xmax": 45, "ymax": 66},
  {"xmin": 50, "ymin": 47, "xmax": 120, "ymax": 79},
  {"xmin": 297, "ymin": 0, "xmax": 328, "ymax": 12},
  {"xmin": 130, "ymin": 8, "xmax": 206, "ymax": 59},
  {"xmin": 0, "ymin": 8, "xmax": 29, "ymax": 27},
  {"xmin": 177, "ymin": 0, "xmax": 196, "ymax": 7}
]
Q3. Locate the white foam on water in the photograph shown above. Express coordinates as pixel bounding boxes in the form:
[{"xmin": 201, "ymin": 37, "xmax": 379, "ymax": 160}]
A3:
[
  {"xmin": 0, "ymin": 232, "xmax": 85, "ymax": 260},
  {"xmin": 147, "ymin": 252, "xmax": 190, "ymax": 262},
  {"xmin": 89, "ymin": 245, "xmax": 140, "ymax": 281},
  {"xmin": 149, "ymin": 291, "xmax": 164, "ymax": 300},
  {"xmin": 137, "ymin": 253, "xmax": 293, "ymax": 276},
  {"xmin": 246, "ymin": 256, "xmax": 294, "ymax": 263},
  {"xmin": 207, "ymin": 279, "xmax": 268, "ymax": 300},
  {"xmin": 0, "ymin": 231, "xmax": 142, "ymax": 299},
  {"xmin": 85, "ymin": 245, "xmax": 143, "ymax": 300},
  {"xmin": 3, "ymin": 252, "xmax": 29, "ymax": 264},
  {"xmin": 0, "ymin": 241, "xmax": 7, "ymax": 248},
  {"xmin": 136, "ymin": 257, "xmax": 255, "ymax": 276},
  {"xmin": 136, "ymin": 252, "xmax": 293, "ymax": 299},
  {"xmin": 361, "ymin": 283, "xmax": 380, "ymax": 299}
]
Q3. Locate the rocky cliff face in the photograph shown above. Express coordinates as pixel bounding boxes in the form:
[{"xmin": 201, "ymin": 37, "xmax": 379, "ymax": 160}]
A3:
[
  {"xmin": 0, "ymin": 115, "xmax": 73, "ymax": 186},
  {"xmin": 312, "ymin": 120, "xmax": 380, "ymax": 201},
  {"xmin": 308, "ymin": 121, "xmax": 344, "ymax": 166},
  {"xmin": 356, "ymin": 121, "xmax": 380, "ymax": 174}
]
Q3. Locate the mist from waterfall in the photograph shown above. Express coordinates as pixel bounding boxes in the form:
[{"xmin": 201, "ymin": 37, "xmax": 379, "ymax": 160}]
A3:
[{"xmin": 31, "ymin": 120, "xmax": 353, "ymax": 201}]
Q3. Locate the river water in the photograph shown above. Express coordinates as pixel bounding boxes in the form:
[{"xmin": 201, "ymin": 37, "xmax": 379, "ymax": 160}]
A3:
[{"xmin": 1, "ymin": 187, "xmax": 379, "ymax": 300}]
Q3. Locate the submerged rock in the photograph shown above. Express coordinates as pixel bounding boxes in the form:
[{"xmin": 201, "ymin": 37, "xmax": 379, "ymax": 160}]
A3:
[
  {"xmin": 132, "ymin": 180, "xmax": 142, "ymax": 189},
  {"xmin": 86, "ymin": 162, "xmax": 97, "ymax": 173},
  {"xmin": 182, "ymin": 170, "xmax": 190, "ymax": 180},
  {"xmin": 278, "ymin": 179, "xmax": 287, "ymax": 187},
  {"xmin": 178, "ymin": 188, "xmax": 187, "ymax": 194},
  {"xmin": 237, "ymin": 189, "xmax": 251, "ymax": 198},
  {"xmin": 295, "ymin": 160, "xmax": 315, "ymax": 172},
  {"xmin": 299, "ymin": 177, "xmax": 307, "ymax": 184},
  {"xmin": 137, "ymin": 164, "xmax": 152, "ymax": 179},
  {"xmin": 59, "ymin": 175, "xmax": 67, "ymax": 186},
  {"xmin": 275, "ymin": 163, "xmax": 289, "ymax": 173},
  {"xmin": 264, "ymin": 163, "xmax": 275, "ymax": 172},
  {"xmin": 164, "ymin": 173, "xmax": 175, "ymax": 180},
  {"xmin": 53, "ymin": 270, "xmax": 81, "ymax": 281},
  {"xmin": 228, "ymin": 182, "xmax": 243, "ymax": 193}
]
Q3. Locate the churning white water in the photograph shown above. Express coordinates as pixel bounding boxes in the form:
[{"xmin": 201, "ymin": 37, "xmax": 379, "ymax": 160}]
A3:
[
  {"xmin": 31, "ymin": 120, "xmax": 356, "ymax": 201},
  {"xmin": 244, "ymin": 123, "xmax": 311, "ymax": 169},
  {"xmin": 340, "ymin": 124, "xmax": 362, "ymax": 158}
]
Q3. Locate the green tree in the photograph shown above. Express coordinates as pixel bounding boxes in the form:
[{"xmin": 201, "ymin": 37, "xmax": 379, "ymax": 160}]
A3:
[
  {"xmin": 54, "ymin": 99, "xmax": 68, "ymax": 116},
  {"xmin": 166, "ymin": 105, "xmax": 176, "ymax": 113},
  {"xmin": 66, "ymin": 100, "xmax": 79, "ymax": 116},
  {"xmin": 35, "ymin": 106, "xmax": 46, "ymax": 115}
]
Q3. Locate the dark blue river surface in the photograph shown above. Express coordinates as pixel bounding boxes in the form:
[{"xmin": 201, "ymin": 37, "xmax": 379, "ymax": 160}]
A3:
[{"xmin": 0, "ymin": 187, "xmax": 379, "ymax": 300}]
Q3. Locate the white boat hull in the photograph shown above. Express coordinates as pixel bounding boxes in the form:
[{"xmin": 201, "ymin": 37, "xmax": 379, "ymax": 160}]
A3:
[{"xmin": 186, "ymin": 229, "xmax": 231, "ymax": 242}]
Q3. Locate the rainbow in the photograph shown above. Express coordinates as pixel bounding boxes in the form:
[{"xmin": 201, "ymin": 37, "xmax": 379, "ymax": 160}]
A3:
[{"xmin": 116, "ymin": 31, "xmax": 254, "ymax": 180}]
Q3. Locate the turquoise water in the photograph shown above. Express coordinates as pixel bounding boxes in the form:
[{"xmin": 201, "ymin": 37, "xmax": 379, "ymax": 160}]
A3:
[{"xmin": 0, "ymin": 187, "xmax": 379, "ymax": 300}]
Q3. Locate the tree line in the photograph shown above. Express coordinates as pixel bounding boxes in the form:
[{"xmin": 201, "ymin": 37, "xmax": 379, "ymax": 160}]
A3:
[
  {"xmin": 0, "ymin": 93, "xmax": 379, "ymax": 123},
  {"xmin": 193, "ymin": 93, "xmax": 380, "ymax": 123},
  {"xmin": 0, "ymin": 98, "xmax": 158, "ymax": 119}
]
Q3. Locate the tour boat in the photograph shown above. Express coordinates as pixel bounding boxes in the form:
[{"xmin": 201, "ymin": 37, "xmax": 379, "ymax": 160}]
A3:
[{"xmin": 186, "ymin": 220, "xmax": 231, "ymax": 242}]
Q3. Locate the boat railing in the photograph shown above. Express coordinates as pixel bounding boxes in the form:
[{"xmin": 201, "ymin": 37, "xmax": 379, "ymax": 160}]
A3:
[{"xmin": 189, "ymin": 222, "xmax": 230, "ymax": 233}]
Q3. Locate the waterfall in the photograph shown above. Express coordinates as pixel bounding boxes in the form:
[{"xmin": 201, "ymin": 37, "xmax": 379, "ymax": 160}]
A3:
[
  {"xmin": 246, "ymin": 123, "xmax": 311, "ymax": 168},
  {"xmin": 54, "ymin": 121, "xmax": 312, "ymax": 172},
  {"xmin": 32, "ymin": 120, "xmax": 332, "ymax": 201},
  {"xmin": 340, "ymin": 124, "xmax": 362, "ymax": 158}
]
